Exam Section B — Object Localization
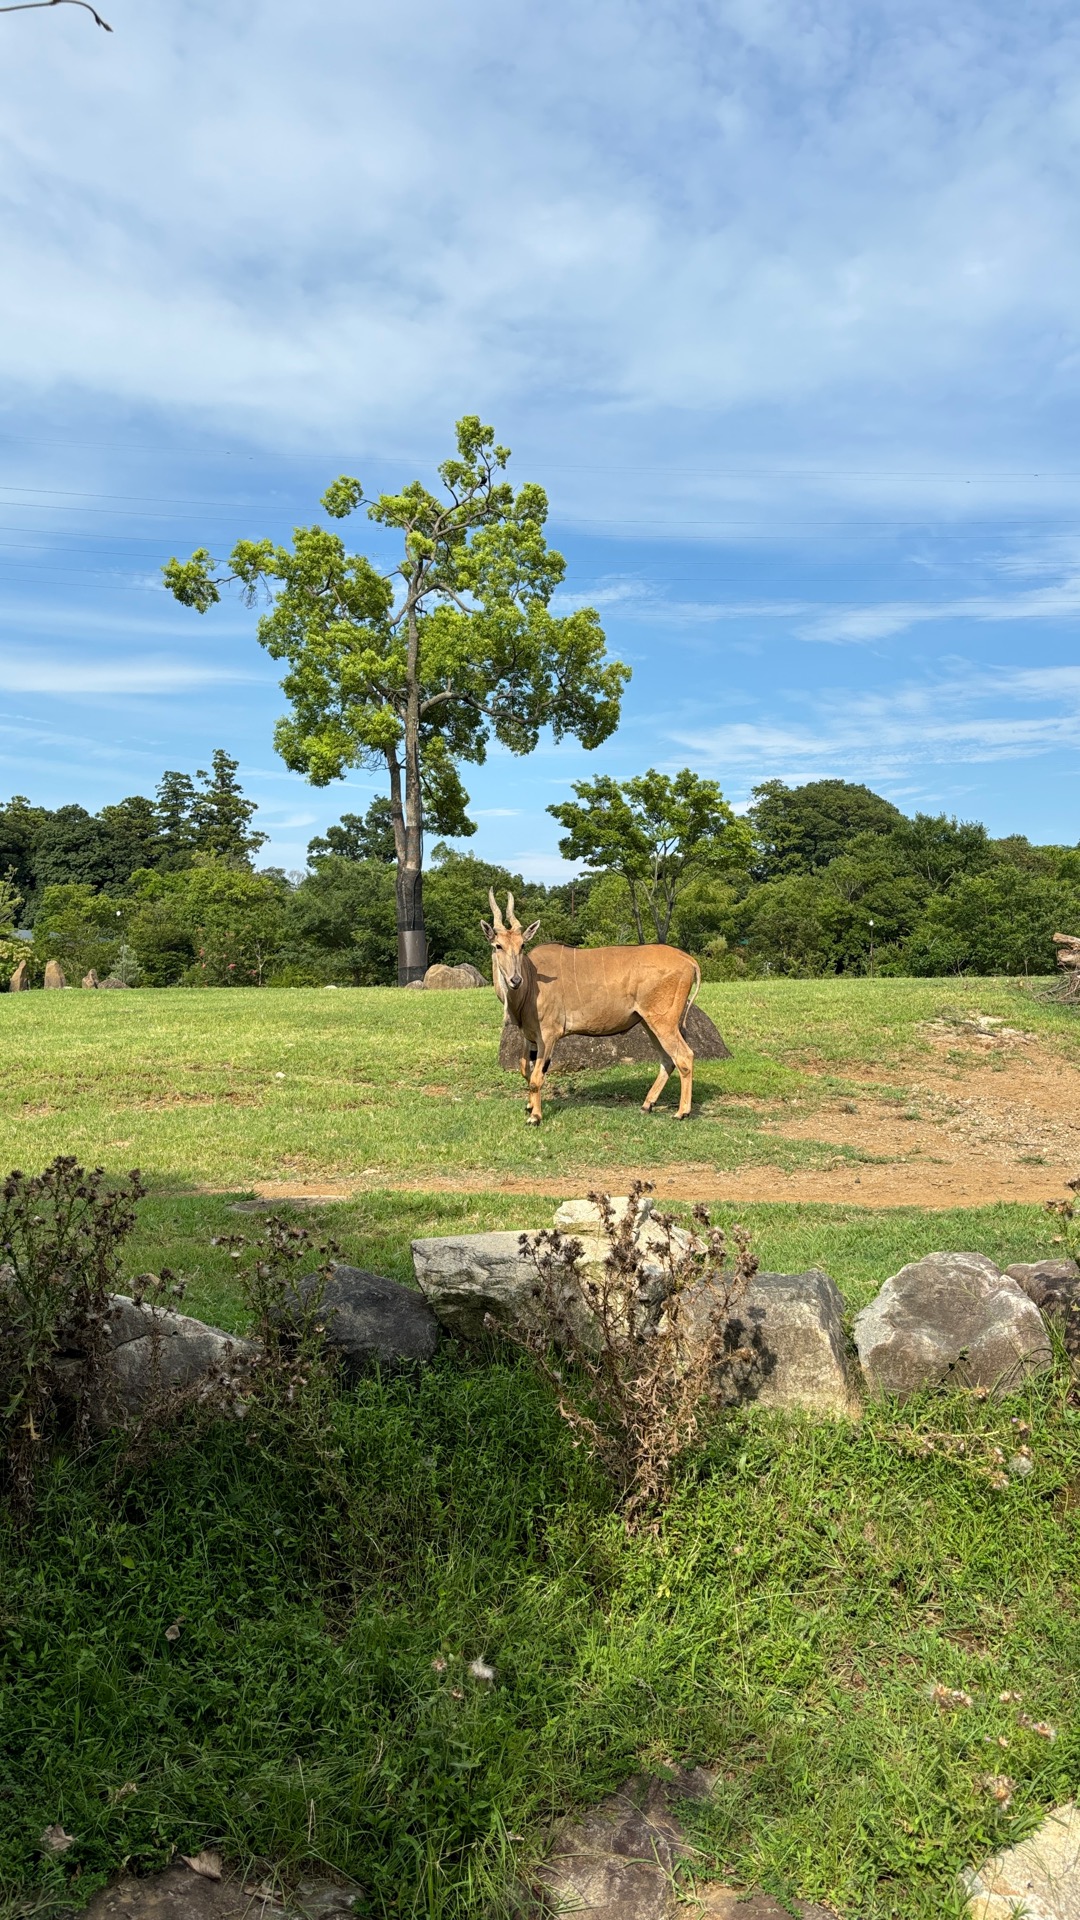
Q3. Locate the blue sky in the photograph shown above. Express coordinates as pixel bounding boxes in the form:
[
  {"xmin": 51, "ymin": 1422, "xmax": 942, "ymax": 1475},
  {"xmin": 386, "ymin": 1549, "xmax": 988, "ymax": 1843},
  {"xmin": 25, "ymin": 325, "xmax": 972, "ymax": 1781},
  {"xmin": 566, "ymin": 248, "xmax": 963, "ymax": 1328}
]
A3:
[{"xmin": 1, "ymin": 0, "xmax": 1079, "ymax": 877}]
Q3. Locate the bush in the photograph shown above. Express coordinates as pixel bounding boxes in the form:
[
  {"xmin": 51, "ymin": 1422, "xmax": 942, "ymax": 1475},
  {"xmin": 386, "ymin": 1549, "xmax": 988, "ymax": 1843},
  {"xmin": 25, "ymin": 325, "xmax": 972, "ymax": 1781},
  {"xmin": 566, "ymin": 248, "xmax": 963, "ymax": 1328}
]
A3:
[
  {"xmin": 904, "ymin": 868, "xmax": 1080, "ymax": 976},
  {"xmin": 0, "ymin": 1160, "xmax": 156, "ymax": 1516},
  {"xmin": 496, "ymin": 1182, "xmax": 757, "ymax": 1530}
]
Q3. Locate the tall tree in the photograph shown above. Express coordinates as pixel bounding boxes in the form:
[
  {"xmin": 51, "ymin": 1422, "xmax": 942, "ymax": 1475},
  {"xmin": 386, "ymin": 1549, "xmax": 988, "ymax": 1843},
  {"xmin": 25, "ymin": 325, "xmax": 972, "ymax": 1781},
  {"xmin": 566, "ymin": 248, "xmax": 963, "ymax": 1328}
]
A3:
[
  {"xmin": 192, "ymin": 750, "xmax": 267, "ymax": 866},
  {"xmin": 154, "ymin": 770, "xmax": 200, "ymax": 867},
  {"xmin": 549, "ymin": 769, "xmax": 750, "ymax": 944},
  {"xmin": 164, "ymin": 416, "xmax": 628, "ymax": 983}
]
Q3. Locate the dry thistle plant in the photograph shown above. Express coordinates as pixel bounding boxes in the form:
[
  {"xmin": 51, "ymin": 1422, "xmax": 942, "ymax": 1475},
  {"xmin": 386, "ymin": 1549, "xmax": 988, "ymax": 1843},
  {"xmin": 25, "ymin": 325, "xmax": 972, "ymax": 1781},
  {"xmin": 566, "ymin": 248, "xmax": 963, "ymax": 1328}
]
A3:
[
  {"xmin": 1045, "ymin": 1175, "xmax": 1080, "ymax": 1265},
  {"xmin": 491, "ymin": 1179, "xmax": 758, "ymax": 1530},
  {"xmin": 0, "ymin": 1157, "xmax": 183, "ymax": 1516}
]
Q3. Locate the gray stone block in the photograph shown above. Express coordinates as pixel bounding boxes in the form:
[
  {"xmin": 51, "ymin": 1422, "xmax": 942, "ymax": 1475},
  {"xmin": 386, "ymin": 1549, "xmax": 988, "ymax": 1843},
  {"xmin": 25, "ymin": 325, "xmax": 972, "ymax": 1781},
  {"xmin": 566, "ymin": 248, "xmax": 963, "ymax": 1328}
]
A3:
[
  {"xmin": 288, "ymin": 1265, "xmax": 440, "ymax": 1377},
  {"xmin": 854, "ymin": 1252, "xmax": 1052, "ymax": 1399}
]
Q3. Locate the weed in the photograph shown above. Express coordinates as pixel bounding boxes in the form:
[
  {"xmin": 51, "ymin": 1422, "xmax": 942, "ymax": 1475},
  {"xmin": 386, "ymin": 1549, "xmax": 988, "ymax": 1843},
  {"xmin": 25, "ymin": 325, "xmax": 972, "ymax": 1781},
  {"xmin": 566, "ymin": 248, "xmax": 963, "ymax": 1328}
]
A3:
[
  {"xmin": 0, "ymin": 1157, "xmax": 180, "ymax": 1517},
  {"xmin": 494, "ymin": 1181, "xmax": 757, "ymax": 1529},
  {"xmin": 1044, "ymin": 1175, "xmax": 1080, "ymax": 1264}
]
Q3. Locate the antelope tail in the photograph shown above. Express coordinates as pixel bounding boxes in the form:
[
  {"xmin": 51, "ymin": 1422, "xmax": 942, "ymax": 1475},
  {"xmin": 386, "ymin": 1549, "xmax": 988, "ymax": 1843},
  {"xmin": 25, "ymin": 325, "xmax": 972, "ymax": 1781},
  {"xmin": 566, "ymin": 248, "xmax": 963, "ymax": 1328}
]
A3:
[{"xmin": 686, "ymin": 958, "xmax": 702, "ymax": 1011}]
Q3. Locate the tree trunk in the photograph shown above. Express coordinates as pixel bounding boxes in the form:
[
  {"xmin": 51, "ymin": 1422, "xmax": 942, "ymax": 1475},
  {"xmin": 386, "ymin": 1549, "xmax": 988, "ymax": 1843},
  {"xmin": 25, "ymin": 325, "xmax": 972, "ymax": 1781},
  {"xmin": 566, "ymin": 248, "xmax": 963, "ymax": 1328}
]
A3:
[{"xmin": 396, "ymin": 601, "xmax": 429, "ymax": 984}]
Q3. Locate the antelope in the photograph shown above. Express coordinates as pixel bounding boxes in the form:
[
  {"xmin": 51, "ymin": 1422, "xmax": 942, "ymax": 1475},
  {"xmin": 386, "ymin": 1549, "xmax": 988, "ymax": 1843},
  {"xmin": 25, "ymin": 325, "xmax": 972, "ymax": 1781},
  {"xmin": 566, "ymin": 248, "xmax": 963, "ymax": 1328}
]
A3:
[{"xmin": 481, "ymin": 890, "xmax": 701, "ymax": 1125}]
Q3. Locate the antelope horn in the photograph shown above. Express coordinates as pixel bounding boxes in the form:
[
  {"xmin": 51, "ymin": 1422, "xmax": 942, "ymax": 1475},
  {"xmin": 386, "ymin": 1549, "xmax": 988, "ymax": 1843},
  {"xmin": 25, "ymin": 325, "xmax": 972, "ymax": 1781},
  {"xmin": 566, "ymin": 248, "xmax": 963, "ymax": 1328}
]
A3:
[
  {"xmin": 505, "ymin": 891, "xmax": 521, "ymax": 930},
  {"xmin": 488, "ymin": 888, "xmax": 505, "ymax": 930}
]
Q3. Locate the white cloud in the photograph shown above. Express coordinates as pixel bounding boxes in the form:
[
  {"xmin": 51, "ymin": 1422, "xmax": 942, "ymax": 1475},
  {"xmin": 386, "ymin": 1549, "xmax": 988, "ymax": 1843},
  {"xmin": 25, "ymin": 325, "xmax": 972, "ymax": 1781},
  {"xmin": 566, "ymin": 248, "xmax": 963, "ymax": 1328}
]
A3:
[
  {"xmin": 3, "ymin": 0, "xmax": 1080, "ymax": 526},
  {"xmin": 672, "ymin": 662, "xmax": 1080, "ymax": 785},
  {"xmin": 0, "ymin": 652, "xmax": 259, "ymax": 694}
]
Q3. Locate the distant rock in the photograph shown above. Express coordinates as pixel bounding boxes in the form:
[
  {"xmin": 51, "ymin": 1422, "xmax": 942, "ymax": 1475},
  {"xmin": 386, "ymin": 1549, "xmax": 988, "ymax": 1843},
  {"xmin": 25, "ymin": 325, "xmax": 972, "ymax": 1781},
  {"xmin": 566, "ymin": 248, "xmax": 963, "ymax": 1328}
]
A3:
[
  {"xmin": 43, "ymin": 959, "xmax": 67, "ymax": 989},
  {"xmin": 854, "ymin": 1253, "xmax": 1052, "ymax": 1399},
  {"xmin": 499, "ymin": 999, "xmax": 732, "ymax": 1073},
  {"xmin": 98, "ymin": 975, "xmax": 132, "ymax": 989},
  {"xmin": 424, "ymin": 961, "xmax": 485, "ymax": 988},
  {"xmin": 82, "ymin": 969, "xmax": 101, "ymax": 989},
  {"xmin": 9, "ymin": 959, "xmax": 28, "ymax": 992},
  {"xmin": 284, "ymin": 1265, "xmax": 440, "ymax": 1378}
]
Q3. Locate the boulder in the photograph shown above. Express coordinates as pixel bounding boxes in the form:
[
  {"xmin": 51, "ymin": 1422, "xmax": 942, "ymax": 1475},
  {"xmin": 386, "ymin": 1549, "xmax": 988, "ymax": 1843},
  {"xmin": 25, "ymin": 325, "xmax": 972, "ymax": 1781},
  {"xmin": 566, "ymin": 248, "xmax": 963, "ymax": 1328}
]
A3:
[
  {"xmin": 962, "ymin": 1799, "xmax": 1080, "ymax": 1919},
  {"xmin": 412, "ymin": 1212, "xmax": 691, "ymax": 1347},
  {"xmin": 43, "ymin": 958, "xmax": 67, "ymax": 989},
  {"xmin": 1005, "ymin": 1257, "xmax": 1080, "ymax": 1305},
  {"xmin": 101, "ymin": 1295, "xmax": 257, "ymax": 1417},
  {"xmin": 82, "ymin": 969, "xmax": 101, "ymax": 989},
  {"xmin": 1007, "ymin": 1257, "xmax": 1080, "ymax": 1360},
  {"xmin": 412, "ymin": 1231, "xmax": 543, "ymax": 1341},
  {"xmin": 554, "ymin": 1194, "xmax": 654, "ymax": 1235},
  {"xmin": 499, "ymin": 999, "xmax": 732, "ymax": 1074},
  {"xmin": 98, "ymin": 975, "xmax": 132, "ymax": 989},
  {"xmin": 689, "ymin": 1268, "xmax": 860, "ymax": 1418},
  {"xmin": 536, "ymin": 1772, "xmax": 832, "ymax": 1920},
  {"xmin": 423, "ymin": 961, "xmax": 485, "ymax": 988},
  {"xmin": 9, "ymin": 958, "xmax": 28, "ymax": 992},
  {"xmin": 854, "ymin": 1253, "xmax": 1052, "ymax": 1399},
  {"xmin": 284, "ymin": 1265, "xmax": 440, "ymax": 1378}
]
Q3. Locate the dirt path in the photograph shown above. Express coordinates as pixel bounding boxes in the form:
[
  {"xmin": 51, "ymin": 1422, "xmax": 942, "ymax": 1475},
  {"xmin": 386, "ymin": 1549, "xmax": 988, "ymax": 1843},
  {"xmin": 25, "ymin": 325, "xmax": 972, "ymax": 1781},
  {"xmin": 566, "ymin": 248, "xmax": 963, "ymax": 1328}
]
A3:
[{"xmin": 248, "ymin": 1024, "xmax": 1080, "ymax": 1211}]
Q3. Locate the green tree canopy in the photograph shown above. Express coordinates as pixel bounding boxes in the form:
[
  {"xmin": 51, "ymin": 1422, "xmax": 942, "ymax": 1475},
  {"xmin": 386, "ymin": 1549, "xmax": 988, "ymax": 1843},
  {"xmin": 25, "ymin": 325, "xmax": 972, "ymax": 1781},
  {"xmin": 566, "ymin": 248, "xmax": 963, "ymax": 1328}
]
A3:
[
  {"xmin": 164, "ymin": 416, "xmax": 628, "ymax": 983},
  {"xmin": 308, "ymin": 798, "xmax": 397, "ymax": 866},
  {"xmin": 549, "ymin": 768, "xmax": 750, "ymax": 944},
  {"xmin": 748, "ymin": 779, "xmax": 904, "ymax": 880}
]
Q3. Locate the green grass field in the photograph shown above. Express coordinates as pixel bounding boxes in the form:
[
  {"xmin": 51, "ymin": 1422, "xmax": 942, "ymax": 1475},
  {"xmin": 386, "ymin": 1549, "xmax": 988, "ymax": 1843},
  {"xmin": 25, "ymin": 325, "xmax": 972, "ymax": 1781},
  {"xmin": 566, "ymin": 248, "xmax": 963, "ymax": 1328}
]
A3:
[
  {"xmin": 2, "ymin": 979, "xmax": 1079, "ymax": 1920},
  {"xmin": 0, "ymin": 976, "xmax": 1075, "ymax": 1190}
]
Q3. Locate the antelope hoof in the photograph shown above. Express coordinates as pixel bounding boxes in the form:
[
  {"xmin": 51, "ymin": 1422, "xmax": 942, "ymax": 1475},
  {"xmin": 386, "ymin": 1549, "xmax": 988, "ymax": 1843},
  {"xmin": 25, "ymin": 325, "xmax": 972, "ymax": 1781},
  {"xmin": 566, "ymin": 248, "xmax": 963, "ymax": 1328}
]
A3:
[
  {"xmin": 642, "ymin": 1100, "xmax": 655, "ymax": 1113},
  {"xmin": 525, "ymin": 1113, "xmax": 541, "ymax": 1127}
]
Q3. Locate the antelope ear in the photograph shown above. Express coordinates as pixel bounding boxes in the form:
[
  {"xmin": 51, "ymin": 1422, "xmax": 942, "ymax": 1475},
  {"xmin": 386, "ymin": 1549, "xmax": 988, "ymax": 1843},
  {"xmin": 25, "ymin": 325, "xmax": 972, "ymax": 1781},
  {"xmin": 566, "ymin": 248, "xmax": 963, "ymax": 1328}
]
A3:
[
  {"xmin": 481, "ymin": 920, "xmax": 498, "ymax": 945},
  {"xmin": 522, "ymin": 920, "xmax": 541, "ymax": 942}
]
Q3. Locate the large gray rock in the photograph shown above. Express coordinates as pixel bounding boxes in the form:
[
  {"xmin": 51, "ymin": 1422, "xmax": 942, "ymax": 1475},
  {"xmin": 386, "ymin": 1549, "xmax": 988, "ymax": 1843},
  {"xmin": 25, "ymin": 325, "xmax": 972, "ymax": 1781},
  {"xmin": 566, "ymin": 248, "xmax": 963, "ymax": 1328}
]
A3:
[
  {"xmin": 102, "ymin": 1295, "xmax": 257, "ymax": 1416},
  {"xmin": 412, "ymin": 1232, "xmax": 540, "ymax": 1341},
  {"xmin": 43, "ymin": 958, "xmax": 66, "ymax": 989},
  {"xmin": 680, "ymin": 1268, "xmax": 859, "ymax": 1418},
  {"xmin": 411, "ymin": 1214, "xmax": 689, "ymax": 1346},
  {"xmin": 733, "ymin": 1270, "xmax": 859, "ymax": 1417},
  {"xmin": 9, "ymin": 958, "xmax": 28, "ymax": 991},
  {"xmin": 423, "ymin": 961, "xmax": 485, "ymax": 988},
  {"xmin": 287, "ymin": 1265, "xmax": 440, "ymax": 1378},
  {"xmin": 963, "ymin": 1799, "xmax": 1080, "ymax": 1918},
  {"xmin": 499, "ymin": 999, "xmax": 732, "ymax": 1074},
  {"xmin": 854, "ymin": 1253, "xmax": 1052, "ymax": 1399}
]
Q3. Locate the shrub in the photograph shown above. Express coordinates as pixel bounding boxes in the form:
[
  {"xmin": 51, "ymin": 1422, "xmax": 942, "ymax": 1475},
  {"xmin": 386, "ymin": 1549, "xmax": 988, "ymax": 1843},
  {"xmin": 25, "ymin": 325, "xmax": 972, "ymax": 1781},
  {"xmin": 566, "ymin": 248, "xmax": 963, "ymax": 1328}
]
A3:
[
  {"xmin": 0, "ymin": 1159, "xmax": 164, "ymax": 1516},
  {"xmin": 496, "ymin": 1181, "xmax": 757, "ymax": 1529}
]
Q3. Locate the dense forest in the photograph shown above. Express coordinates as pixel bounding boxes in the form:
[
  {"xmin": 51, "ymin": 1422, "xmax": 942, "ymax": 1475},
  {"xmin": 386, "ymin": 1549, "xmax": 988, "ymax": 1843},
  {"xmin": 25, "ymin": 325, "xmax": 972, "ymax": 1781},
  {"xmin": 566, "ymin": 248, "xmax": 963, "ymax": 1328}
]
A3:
[{"xmin": 1, "ymin": 758, "xmax": 1077, "ymax": 987}]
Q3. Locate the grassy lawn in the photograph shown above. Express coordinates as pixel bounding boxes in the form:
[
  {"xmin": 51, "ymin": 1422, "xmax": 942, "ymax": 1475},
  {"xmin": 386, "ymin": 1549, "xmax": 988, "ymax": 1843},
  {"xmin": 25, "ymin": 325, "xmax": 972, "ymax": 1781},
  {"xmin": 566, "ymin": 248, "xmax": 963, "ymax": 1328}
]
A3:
[
  {"xmin": 0, "ymin": 976, "xmax": 1075, "ymax": 1189},
  {"xmin": 3, "ymin": 1351, "xmax": 1079, "ymax": 1920},
  {"xmin": 2, "ymin": 978, "xmax": 1079, "ymax": 1919}
]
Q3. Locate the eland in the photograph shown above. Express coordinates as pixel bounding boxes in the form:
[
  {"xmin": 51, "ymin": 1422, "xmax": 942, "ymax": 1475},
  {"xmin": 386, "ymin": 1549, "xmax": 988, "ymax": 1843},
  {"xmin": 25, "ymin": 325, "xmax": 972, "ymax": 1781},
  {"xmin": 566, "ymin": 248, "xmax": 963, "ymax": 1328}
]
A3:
[{"xmin": 482, "ymin": 890, "xmax": 701, "ymax": 1125}]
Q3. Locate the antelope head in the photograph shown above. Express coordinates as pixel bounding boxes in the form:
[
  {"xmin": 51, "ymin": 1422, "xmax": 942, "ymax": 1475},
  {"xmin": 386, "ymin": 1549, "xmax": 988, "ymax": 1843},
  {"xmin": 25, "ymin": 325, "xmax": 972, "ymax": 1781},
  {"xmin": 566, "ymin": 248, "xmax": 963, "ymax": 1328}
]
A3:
[{"xmin": 481, "ymin": 889, "xmax": 540, "ymax": 996}]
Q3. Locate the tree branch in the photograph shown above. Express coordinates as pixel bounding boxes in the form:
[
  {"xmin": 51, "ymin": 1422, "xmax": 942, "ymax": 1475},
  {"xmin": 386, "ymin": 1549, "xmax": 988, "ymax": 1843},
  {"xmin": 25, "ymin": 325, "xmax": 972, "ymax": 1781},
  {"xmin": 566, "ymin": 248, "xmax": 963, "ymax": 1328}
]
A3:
[{"xmin": 0, "ymin": 0, "xmax": 112, "ymax": 24}]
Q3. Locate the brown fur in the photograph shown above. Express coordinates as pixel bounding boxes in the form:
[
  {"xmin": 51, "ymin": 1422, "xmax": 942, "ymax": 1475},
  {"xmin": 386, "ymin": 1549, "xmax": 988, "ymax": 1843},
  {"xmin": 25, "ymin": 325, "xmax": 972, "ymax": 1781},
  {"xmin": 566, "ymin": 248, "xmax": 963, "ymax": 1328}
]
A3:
[{"xmin": 482, "ymin": 890, "xmax": 700, "ymax": 1125}]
